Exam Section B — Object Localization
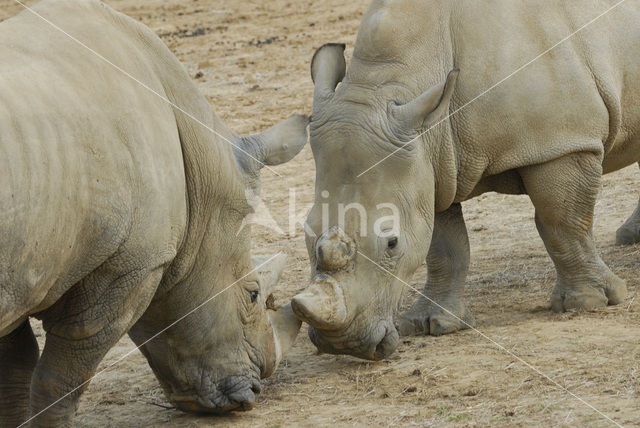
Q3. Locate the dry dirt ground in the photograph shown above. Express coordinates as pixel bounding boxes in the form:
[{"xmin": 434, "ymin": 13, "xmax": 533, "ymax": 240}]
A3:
[{"xmin": 2, "ymin": 0, "xmax": 639, "ymax": 426}]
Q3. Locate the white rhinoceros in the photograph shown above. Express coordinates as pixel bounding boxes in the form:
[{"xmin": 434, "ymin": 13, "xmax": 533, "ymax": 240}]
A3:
[
  {"xmin": 0, "ymin": 0, "xmax": 305, "ymax": 425},
  {"xmin": 292, "ymin": 0, "xmax": 637, "ymax": 360}
]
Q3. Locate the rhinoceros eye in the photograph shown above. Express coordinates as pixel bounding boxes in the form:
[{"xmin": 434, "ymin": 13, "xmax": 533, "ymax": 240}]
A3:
[
  {"xmin": 387, "ymin": 237, "xmax": 398, "ymax": 249},
  {"xmin": 249, "ymin": 290, "xmax": 259, "ymax": 303}
]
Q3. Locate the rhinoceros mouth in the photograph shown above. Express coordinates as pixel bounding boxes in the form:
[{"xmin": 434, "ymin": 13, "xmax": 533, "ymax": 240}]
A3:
[
  {"xmin": 168, "ymin": 376, "xmax": 262, "ymax": 414},
  {"xmin": 372, "ymin": 325, "xmax": 399, "ymax": 360},
  {"xmin": 307, "ymin": 318, "xmax": 399, "ymax": 361}
]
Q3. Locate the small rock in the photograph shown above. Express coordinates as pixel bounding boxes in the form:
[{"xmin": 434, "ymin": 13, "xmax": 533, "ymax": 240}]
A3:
[{"xmin": 411, "ymin": 369, "xmax": 421, "ymax": 376}]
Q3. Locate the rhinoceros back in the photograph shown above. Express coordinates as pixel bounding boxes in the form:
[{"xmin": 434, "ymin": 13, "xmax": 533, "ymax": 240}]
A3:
[
  {"xmin": 349, "ymin": 0, "xmax": 640, "ymax": 200},
  {"xmin": 0, "ymin": 0, "xmax": 188, "ymax": 335}
]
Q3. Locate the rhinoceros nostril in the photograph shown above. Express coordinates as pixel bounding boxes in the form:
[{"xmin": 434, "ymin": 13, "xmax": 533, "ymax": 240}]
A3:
[{"xmin": 227, "ymin": 387, "xmax": 256, "ymax": 411}]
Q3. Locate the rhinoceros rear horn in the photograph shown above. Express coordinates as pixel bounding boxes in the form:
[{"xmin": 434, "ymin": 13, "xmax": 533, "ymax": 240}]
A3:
[
  {"xmin": 252, "ymin": 253, "xmax": 288, "ymax": 294},
  {"xmin": 311, "ymin": 43, "xmax": 346, "ymax": 102},
  {"xmin": 235, "ymin": 114, "xmax": 309, "ymax": 175},
  {"xmin": 389, "ymin": 69, "xmax": 459, "ymax": 132}
]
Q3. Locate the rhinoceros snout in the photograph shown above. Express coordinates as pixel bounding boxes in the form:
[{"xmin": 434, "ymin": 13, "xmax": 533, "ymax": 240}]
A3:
[
  {"xmin": 223, "ymin": 378, "xmax": 261, "ymax": 411},
  {"xmin": 307, "ymin": 319, "xmax": 399, "ymax": 361},
  {"xmin": 169, "ymin": 376, "xmax": 261, "ymax": 414}
]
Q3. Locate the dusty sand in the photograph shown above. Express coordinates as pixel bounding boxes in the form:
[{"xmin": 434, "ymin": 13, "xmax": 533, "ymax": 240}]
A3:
[{"xmin": 1, "ymin": 0, "xmax": 638, "ymax": 426}]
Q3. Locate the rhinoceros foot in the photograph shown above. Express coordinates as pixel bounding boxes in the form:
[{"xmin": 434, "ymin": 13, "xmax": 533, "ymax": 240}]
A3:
[
  {"xmin": 395, "ymin": 296, "xmax": 475, "ymax": 337},
  {"xmin": 550, "ymin": 272, "xmax": 627, "ymax": 313},
  {"xmin": 615, "ymin": 222, "xmax": 640, "ymax": 246}
]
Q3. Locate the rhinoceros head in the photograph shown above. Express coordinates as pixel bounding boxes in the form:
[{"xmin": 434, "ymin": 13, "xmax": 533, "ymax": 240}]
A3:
[
  {"xmin": 129, "ymin": 115, "xmax": 307, "ymax": 413},
  {"xmin": 132, "ymin": 254, "xmax": 301, "ymax": 413},
  {"xmin": 291, "ymin": 44, "xmax": 458, "ymax": 360}
]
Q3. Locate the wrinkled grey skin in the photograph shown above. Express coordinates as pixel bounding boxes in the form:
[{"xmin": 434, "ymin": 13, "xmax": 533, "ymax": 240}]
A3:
[
  {"xmin": 616, "ymin": 162, "xmax": 640, "ymax": 245},
  {"xmin": 0, "ymin": 1, "xmax": 303, "ymax": 426},
  {"xmin": 292, "ymin": 0, "xmax": 638, "ymax": 360}
]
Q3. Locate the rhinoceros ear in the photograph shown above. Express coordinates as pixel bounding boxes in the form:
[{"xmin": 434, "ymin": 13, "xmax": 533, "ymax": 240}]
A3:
[
  {"xmin": 389, "ymin": 69, "xmax": 459, "ymax": 133},
  {"xmin": 236, "ymin": 114, "xmax": 309, "ymax": 174},
  {"xmin": 311, "ymin": 43, "xmax": 346, "ymax": 101}
]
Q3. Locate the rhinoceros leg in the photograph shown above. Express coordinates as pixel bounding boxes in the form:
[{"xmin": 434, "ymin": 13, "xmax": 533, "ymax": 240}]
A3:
[
  {"xmin": 0, "ymin": 319, "xmax": 39, "ymax": 426},
  {"xmin": 396, "ymin": 203, "xmax": 475, "ymax": 336},
  {"xmin": 27, "ymin": 266, "xmax": 163, "ymax": 427},
  {"xmin": 520, "ymin": 153, "xmax": 627, "ymax": 312},
  {"xmin": 616, "ymin": 162, "xmax": 640, "ymax": 245}
]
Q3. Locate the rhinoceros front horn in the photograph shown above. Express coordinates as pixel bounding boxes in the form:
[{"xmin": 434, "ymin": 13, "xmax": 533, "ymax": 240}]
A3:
[
  {"xmin": 268, "ymin": 302, "xmax": 301, "ymax": 361},
  {"xmin": 291, "ymin": 273, "xmax": 349, "ymax": 331}
]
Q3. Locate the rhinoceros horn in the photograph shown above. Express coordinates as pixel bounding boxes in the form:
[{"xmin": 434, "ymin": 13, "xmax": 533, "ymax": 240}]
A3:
[
  {"xmin": 291, "ymin": 273, "xmax": 349, "ymax": 331},
  {"xmin": 314, "ymin": 226, "xmax": 356, "ymax": 272},
  {"xmin": 252, "ymin": 253, "xmax": 289, "ymax": 295},
  {"xmin": 254, "ymin": 254, "xmax": 302, "ymax": 368},
  {"xmin": 389, "ymin": 69, "xmax": 459, "ymax": 132},
  {"xmin": 268, "ymin": 302, "xmax": 301, "ymax": 363}
]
